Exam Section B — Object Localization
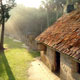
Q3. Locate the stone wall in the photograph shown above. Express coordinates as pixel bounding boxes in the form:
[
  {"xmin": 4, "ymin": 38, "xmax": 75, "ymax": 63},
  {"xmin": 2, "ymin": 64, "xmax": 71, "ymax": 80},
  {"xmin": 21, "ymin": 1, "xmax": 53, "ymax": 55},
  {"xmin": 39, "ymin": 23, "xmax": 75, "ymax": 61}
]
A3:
[
  {"xmin": 60, "ymin": 53, "xmax": 80, "ymax": 80},
  {"xmin": 46, "ymin": 47, "xmax": 57, "ymax": 71},
  {"xmin": 40, "ymin": 46, "xmax": 57, "ymax": 71},
  {"xmin": 40, "ymin": 45, "xmax": 80, "ymax": 80}
]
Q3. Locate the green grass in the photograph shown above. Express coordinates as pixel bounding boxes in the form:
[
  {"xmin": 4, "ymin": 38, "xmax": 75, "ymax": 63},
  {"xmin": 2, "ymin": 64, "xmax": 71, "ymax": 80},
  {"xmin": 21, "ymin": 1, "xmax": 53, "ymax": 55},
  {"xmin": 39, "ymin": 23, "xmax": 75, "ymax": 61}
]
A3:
[{"xmin": 0, "ymin": 37, "xmax": 40, "ymax": 80}]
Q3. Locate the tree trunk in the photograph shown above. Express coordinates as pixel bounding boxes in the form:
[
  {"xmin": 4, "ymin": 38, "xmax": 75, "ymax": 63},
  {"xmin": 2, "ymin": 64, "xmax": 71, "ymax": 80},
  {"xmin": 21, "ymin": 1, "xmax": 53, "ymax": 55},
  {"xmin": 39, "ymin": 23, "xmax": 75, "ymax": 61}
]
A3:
[
  {"xmin": 56, "ymin": 6, "xmax": 58, "ymax": 20},
  {"xmin": 46, "ymin": 9, "xmax": 49, "ymax": 27},
  {"xmin": 0, "ymin": 18, "xmax": 5, "ymax": 49},
  {"xmin": 0, "ymin": 2, "xmax": 5, "ymax": 50}
]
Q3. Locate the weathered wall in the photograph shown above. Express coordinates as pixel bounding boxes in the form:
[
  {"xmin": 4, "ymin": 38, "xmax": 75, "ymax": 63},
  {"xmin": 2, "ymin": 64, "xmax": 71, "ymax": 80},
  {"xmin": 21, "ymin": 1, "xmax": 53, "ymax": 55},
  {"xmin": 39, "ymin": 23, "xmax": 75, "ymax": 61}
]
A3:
[
  {"xmin": 40, "ymin": 46, "xmax": 57, "ymax": 71},
  {"xmin": 25, "ymin": 34, "xmax": 37, "ymax": 50},
  {"xmin": 46, "ymin": 47, "xmax": 57, "ymax": 71},
  {"xmin": 60, "ymin": 53, "xmax": 80, "ymax": 80},
  {"xmin": 40, "ymin": 46, "xmax": 80, "ymax": 80}
]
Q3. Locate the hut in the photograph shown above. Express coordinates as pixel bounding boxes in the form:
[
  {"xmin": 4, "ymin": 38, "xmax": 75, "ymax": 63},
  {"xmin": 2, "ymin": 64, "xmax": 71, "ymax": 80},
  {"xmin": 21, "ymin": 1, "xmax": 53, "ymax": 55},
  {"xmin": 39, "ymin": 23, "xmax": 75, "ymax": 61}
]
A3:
[{"xmin": 36, "ymin": 10, "xmax": 80, "ymax": 80}]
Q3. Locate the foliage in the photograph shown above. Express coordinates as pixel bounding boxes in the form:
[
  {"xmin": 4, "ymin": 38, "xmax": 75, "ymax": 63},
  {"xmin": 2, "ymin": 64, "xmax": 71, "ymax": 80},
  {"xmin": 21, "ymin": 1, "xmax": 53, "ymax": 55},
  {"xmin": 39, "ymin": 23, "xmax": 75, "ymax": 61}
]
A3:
[
  {"xmin": 5, "ymin": 5, "xmax": 47, "ymax": 39},
  {"xmin": 0, "ymin": 0, "xmax": 16, "ymax": 49},
  {"xmin": 0, "ymin": 0, "xmax": 16, "ymax": 23},
  {"xmin": 5, "ymin": 0, "xmax": 80, "ymax": 48},
  {"xmin": 41, "ymin": 0, "xmax": 80, "ymax": 26},
  {"xmin": 41, "ymin": 0, "xmax": 64, "ymax": 26}
]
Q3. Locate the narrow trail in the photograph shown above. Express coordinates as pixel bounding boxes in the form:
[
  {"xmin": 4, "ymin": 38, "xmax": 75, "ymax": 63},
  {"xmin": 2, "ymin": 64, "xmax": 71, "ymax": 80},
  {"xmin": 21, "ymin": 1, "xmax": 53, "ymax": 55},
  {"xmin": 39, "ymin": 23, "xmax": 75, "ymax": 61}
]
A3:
[{"xmin": 28, "ymin": 59, "xmax": 60, "ymax": 80}]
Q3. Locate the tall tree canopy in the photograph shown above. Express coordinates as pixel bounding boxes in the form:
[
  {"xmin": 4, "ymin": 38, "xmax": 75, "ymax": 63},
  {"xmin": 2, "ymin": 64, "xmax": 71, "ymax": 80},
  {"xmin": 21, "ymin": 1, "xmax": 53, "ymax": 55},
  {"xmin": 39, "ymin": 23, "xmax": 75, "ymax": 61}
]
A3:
[
  {"xmin": 0, "ymin": 0, "xmax": 15, "ymax": 50},
  {"xmin": 41, "ymin": 0, "xmax": 80, "ymax": 26}
]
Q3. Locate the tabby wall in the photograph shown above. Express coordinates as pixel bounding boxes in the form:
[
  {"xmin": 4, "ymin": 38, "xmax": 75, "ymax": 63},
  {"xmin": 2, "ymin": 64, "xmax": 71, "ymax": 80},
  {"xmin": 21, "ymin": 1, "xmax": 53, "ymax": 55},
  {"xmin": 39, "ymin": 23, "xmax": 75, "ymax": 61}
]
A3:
[
  {"xmin": 40, "ymin": 46, "xmax": 56, "ymax": 71},
  {"xmin": 60, "ymin": 53, "xmax": 80, "ymax": 80}
]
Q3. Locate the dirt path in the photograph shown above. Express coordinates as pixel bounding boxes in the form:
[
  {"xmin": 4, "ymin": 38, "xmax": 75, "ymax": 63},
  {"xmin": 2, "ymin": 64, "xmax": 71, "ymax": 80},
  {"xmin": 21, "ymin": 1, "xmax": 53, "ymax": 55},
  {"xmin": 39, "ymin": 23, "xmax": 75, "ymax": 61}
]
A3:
[{"xmin": 28, "ymin": 59, "xmax": 60, "ymax": 80}]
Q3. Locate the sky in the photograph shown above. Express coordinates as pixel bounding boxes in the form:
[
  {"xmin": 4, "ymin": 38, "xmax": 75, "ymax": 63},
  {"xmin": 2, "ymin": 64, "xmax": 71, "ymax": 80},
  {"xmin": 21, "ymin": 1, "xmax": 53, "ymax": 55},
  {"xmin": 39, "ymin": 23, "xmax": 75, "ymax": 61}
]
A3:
[{"xmin": 15, "ymin": 0, "xmax": 42, "ymax": 8}]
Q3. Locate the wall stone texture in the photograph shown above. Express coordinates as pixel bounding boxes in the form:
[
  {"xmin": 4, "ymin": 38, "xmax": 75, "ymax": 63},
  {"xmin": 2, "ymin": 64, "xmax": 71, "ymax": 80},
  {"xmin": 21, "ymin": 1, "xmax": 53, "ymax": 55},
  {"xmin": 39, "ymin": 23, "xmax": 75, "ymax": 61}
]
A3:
[
  {"xmin": 40, "ymin": 44, "xmax": 80, "ymax": 80},
  {"xmin": 40, "ymin": 46, "xmax": 57, "ymax": 71},
  {"xmin": 60, "ymin": 53, "xmax": 80, "ymax": 80}
]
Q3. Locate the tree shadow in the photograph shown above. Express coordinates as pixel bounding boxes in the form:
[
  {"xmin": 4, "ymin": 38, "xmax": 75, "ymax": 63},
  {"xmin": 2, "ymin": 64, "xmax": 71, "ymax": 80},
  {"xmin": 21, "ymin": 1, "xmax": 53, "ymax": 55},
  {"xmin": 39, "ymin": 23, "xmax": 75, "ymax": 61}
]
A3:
[
  {"xmin": 0, "ymin": 53, "xmax": 4, "ymax": 77},
  {"xmin": 0, "ymin": 50, "xmax": 15, "ymax": 80}
]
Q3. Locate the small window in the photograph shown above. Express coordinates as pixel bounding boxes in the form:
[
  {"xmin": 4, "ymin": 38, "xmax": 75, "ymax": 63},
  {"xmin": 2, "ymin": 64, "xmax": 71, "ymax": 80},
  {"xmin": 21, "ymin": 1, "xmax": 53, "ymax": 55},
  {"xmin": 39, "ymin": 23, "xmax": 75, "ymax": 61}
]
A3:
[{"xmin": 77, "ymin": 63, "xmax": 80, "ymax": 73}]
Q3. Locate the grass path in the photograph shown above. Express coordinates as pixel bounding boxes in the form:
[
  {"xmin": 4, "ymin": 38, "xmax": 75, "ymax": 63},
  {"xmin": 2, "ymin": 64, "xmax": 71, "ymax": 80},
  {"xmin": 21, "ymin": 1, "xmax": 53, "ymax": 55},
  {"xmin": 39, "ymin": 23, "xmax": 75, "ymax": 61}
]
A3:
[{"xmin": 0, "ymin": 37, "xmax": 40, "ymax": 80}]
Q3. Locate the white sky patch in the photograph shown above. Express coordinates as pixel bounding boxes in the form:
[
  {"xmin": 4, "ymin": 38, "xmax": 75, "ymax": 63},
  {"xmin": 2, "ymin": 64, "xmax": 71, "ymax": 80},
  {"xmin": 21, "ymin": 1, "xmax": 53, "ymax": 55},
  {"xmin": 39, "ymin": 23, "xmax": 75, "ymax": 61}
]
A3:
[{"xmin": 15, "ymin": 0, "xmax": 42, "ymax": 8}]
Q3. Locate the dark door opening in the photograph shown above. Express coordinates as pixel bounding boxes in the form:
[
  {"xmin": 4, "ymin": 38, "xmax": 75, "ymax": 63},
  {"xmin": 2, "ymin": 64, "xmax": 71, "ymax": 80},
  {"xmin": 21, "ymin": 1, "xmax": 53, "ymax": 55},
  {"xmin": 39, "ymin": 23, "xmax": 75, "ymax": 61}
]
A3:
[{"xmin": 55, "ymin": 51, "xmax": 60, "ymax": 73}]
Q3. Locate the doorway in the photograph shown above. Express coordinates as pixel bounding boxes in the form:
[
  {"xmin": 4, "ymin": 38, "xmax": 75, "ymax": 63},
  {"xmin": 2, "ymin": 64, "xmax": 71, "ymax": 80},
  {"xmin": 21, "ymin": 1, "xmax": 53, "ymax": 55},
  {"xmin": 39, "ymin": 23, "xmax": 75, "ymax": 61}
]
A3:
[{"xmin": 55, "ymin": 51, "xmax": 60, "ymax": 74}]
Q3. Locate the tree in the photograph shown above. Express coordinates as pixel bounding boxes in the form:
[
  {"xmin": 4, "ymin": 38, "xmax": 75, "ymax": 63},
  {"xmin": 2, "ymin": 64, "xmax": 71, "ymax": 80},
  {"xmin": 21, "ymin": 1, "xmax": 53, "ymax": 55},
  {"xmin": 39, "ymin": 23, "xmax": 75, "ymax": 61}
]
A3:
[
  {"xmin": 0, "ymin": 0, "xmax": 15, "ymax": 50},
  {"xmin": 41, "ymin": 0, "xmax": 80, "ymax": 27},
  {"xmin": 41, "ymin": 0, "xmax": 64, "ymax": 26}
]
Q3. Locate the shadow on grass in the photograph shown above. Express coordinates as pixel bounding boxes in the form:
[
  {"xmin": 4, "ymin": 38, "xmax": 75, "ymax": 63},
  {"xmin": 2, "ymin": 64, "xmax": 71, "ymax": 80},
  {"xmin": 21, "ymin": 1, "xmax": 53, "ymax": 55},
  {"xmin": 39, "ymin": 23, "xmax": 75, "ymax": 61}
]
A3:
[
  {"xmin": 0, "ymin": 50, "xmax": 15, "ymax": 80},
  {"xmin": 0, "ymin": 54, "xmax": 4, "ymax": 77}
]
